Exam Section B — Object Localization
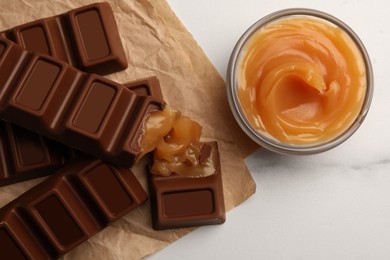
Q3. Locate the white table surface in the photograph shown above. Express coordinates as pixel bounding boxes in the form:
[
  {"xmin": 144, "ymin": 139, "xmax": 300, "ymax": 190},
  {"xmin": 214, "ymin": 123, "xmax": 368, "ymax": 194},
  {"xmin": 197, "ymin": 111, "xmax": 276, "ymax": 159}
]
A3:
[{"xmin": 151, "ymin": 1, "xmax": 390, "ymax": 259}]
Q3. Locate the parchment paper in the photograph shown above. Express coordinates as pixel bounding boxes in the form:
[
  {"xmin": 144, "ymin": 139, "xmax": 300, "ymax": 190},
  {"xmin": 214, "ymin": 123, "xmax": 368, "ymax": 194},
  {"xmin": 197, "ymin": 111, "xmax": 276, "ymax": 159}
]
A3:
[{"xmin": 0, "ymin": 0, "xmax": 259, "ymax": 259}]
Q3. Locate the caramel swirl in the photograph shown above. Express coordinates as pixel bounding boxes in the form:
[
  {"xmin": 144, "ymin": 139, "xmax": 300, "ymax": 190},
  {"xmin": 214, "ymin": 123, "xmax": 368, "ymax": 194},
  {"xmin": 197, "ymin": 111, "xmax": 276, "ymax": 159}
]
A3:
[{"xmin": 238, "ymin": 17, "xmax": 366, "ymax": 144}]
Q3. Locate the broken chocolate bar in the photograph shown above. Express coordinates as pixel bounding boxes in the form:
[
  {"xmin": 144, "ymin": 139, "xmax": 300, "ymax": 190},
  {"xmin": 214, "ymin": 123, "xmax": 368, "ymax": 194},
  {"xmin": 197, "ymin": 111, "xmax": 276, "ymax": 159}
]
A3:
[
  {"xmin": 0, "ymin": 77, "xmax": 163, "ymax": 187},
  {"xmin": 148, "ymin": 142, "xmax": 226, "ymax": 230},
  {"xmin": 0, "ymin": 158, "xmax": 147, "ymax": 259},
  {"xmin": 0, "ymin": 38, "xmax": 164, "ymax": 168},
  {"xmin": 0, "ymin": 2, "xmax": 127, "ymax": 75}
]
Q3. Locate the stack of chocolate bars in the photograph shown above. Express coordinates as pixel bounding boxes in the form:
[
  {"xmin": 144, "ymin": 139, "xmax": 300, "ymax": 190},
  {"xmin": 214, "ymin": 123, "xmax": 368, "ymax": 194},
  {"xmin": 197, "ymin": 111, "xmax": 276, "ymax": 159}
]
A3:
[{"xmin": 0, "ymin": 2, "xmax": 225, "ymax": 259}]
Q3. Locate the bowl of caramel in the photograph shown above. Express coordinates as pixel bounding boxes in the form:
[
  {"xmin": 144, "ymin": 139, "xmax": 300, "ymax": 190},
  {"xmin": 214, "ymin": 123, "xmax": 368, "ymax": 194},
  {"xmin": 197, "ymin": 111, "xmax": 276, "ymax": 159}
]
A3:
[{"xmin": 227, "ymin": 8, "xmax": 373, "ymax": 155}]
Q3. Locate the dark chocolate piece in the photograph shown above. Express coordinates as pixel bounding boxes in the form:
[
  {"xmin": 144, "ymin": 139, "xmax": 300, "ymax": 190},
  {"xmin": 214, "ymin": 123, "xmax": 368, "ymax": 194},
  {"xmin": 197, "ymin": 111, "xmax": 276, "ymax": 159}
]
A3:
[
  {"xmin": 199, "ymin": 143, "xmax": 212, "ymax": 165},
  {"xmin": 0, "ymin": 158, "xmax": 148, "ymax": 259},
  {"xmin": 0, "ymin": 2, "xmax": 127, "ymax": 75},
  {"xmin": 0, "ymin": 77, "xmax": 163, "ymax": 187},
  {"xmin": 0, "ymin": 38, "xmax": 164, "ymax": 168},
  {"xmin": 148, "ymin": 142, "xmax": 226, "ymax": 230}
]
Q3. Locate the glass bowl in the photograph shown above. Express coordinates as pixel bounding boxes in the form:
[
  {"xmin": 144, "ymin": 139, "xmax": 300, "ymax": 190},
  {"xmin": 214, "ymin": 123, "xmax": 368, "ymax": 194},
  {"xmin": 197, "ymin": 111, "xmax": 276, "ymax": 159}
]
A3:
[{"xmin": 226, "ymin": 8, "xmax": 373, "ymax": 155}]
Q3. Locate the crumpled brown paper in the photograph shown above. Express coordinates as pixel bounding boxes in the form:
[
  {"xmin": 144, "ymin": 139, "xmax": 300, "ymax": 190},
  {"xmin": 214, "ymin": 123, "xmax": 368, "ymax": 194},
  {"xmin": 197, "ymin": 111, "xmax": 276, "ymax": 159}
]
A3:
[{"xmin": 0, "ymin": 0, "xmax": 259, "ymax": 259}]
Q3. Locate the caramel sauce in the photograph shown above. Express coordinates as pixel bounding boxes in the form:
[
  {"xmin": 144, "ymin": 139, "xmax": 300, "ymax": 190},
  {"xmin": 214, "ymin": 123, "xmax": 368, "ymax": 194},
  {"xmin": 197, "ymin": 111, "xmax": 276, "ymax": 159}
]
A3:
[
  {"xmin": 139, "ymin": 107, "xmax": 216, "ymax": 177},
  {"xmin": 238, "ymin": 17, "xmax": 366, "ymax": 144}
]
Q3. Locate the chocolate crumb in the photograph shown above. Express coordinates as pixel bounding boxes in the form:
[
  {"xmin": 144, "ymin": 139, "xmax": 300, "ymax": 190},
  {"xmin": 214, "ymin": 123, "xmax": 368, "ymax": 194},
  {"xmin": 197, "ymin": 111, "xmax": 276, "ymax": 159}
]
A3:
[
  {"xmin": 199, "ymin": 143, "xmax": 212, "ymax": 165},
  {"xmin": 183, "ymin": 157, "xmax": 194, "ymax": 166}
]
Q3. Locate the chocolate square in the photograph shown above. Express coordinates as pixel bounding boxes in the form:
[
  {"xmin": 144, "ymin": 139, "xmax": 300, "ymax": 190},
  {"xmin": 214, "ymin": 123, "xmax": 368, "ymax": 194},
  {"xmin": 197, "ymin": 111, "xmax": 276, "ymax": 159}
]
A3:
[{"xmin": 148, "ymin": 142, "xmax": 226, "ymax": 230}]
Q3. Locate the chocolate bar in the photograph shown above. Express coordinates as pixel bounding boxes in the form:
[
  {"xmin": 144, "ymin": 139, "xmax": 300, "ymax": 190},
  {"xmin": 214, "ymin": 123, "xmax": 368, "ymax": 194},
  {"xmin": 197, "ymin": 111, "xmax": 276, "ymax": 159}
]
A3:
[
  {"xmin": 0, "ymin": 38, "xmax": 164, "ymax": 168},
  {"xmin": 0, "ymin": 77, "xmax": 163, "ymax": 187},
  {"xmin": 148, "ymin": 142, "xmax": 226, "ymax": 230},
  {"xmin": 0, "ymin": 2, "xmax": 127, "ymax": 75},
  {"xmin": 0, "ymin": 158, "xmax": 148, "ymax": 259}
]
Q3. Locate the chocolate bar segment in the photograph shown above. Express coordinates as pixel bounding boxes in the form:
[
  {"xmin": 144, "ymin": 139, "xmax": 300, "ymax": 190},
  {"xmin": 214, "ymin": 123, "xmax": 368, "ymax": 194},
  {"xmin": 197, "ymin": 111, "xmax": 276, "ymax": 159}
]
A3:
[
  {"xmin": 0, "ymin": 210, "xmax": 49, "ymax": 259},
  {"xmin": 0, "ymin": 77, "xmax": 163, "ymax": 187},
  {"xmin": 0, "ymin": 227, "xmax": 29, "ymax": 260},
  {"xmin": 0, "ymin": 122, "xmax": 71, "ymax": 187},
  {"xmin": 148, "ymin": 142, "xmax": 226, "ymax": 230},
  {"xmin": 0, "ymin": 38, "xmax": 164, "ymax": 168},
  {"xmin": 0, "ymin": 159, "xmax": 148, "ymax": 258},
  {"xmin": 1, "ymin": 2, "xmax": 127, "ymax": 75},
  {"xmin": 123, "ymin": 76, "xmax": 164, "ymax": 100}
]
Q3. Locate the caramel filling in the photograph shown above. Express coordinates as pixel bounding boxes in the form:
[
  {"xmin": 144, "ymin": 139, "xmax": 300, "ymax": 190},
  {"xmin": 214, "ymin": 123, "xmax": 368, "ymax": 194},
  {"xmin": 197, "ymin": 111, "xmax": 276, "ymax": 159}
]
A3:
[
  {"xmin": 139, "ymin": 107, "xmax": 216, "ymax": 177},
  {"xmin": 238, "ymin": 17, "xmax": 366, "ymax": 144}
]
